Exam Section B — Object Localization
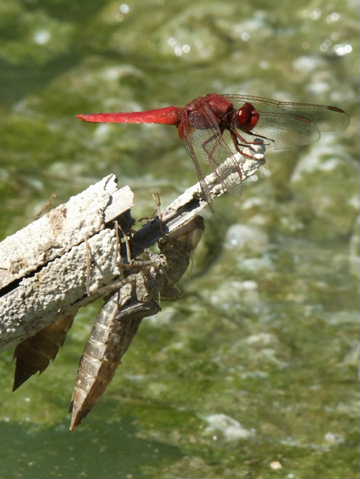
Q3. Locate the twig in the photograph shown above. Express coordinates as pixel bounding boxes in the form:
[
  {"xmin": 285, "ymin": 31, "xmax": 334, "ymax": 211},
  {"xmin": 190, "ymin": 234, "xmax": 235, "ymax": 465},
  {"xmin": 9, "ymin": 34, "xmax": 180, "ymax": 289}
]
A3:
[{"xmin": 0, "ymin": 143, "xmax": 265, "ymax": 349}]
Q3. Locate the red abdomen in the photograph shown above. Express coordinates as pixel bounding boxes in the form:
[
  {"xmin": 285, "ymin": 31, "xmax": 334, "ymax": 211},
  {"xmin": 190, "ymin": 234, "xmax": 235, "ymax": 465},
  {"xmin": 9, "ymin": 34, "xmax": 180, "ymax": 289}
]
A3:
[{"xmin": 77, "ymin": 106, "xmax": 181, "ymax": 125}]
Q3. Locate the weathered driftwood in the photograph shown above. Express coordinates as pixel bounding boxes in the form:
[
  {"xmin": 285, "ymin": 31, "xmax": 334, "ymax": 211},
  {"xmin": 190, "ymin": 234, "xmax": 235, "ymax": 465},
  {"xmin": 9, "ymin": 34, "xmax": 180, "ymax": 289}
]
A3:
[
  {"xmin": 0, "ymin": 142, "xmax": 265, "ymax": 429},
  {"xmin": 0, "ymin": 143, "xmax": 265, "ymax": 349},
  {"xmin": 0, "ymin": 176, "xmax": 134, "ymax": 291},
  {"xmin": 0, "ymin": 178, "xmax": 135, "ymax": 349}
]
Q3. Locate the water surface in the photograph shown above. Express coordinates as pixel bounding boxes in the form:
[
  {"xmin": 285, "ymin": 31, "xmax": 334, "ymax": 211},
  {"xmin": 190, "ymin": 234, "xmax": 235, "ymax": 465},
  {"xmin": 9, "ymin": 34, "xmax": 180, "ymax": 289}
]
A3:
[{"xmin": 0, "ymin": 0, "xmax": 359, "ymax": 478}]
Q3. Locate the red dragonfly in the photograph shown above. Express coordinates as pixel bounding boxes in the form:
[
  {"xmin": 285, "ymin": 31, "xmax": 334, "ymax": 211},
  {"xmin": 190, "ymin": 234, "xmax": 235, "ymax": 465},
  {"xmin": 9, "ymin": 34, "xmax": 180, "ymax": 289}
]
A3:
[{"xmin": 77, "ymin": 93, "xmax": 348, "ymax": 195}]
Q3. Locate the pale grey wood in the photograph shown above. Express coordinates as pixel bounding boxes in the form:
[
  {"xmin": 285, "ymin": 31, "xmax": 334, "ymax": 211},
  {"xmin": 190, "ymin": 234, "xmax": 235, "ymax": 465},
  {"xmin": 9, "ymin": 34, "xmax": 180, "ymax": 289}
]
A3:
[
  {"xmin": 161, "ymin": 144, "xmax": 266, "ymax": 231},
  {"xmin": 0, "ymin": 143, "xmax": 265, "ymax": 349},
  {"xmin": 0, "ymin": 175, "xmax": 133, "ymax": 290}
]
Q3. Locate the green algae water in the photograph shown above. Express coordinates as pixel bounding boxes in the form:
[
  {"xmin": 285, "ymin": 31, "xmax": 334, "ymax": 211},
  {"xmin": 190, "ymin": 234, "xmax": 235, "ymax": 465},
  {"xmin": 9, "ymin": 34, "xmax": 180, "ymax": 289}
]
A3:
[{"xmin": 0, "ymin": 0, "xmax": 359, "ymax": 477}]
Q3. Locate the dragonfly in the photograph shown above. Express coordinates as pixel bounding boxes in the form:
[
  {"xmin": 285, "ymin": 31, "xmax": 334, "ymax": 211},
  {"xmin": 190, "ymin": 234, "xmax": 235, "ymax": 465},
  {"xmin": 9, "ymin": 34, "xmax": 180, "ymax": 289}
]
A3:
[{"xmin": 77, "ymin": 93, "xmax": 349, "ymax": 197}]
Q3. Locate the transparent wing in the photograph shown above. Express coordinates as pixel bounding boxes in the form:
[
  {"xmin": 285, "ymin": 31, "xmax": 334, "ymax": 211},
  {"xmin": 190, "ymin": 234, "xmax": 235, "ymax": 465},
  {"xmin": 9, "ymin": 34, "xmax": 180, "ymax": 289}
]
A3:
[
  {"xmin": 249, "ymin": 110, "xmax": 320, "ymax": 150},
  {"xmin": 182, "ymin": 103, "xmax": 254, "ymax": 197},
  {"xmin": 223, "ymin": 94, "xmax": 349, "ymax": 149}
]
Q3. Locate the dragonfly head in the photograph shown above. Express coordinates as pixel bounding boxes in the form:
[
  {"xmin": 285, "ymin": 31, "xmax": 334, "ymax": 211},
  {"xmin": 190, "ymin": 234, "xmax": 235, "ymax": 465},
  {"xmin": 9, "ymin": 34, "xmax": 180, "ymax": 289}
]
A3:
[{"xmin": 234, "ymin": 102, "xmax": 259, "ymax": 131}]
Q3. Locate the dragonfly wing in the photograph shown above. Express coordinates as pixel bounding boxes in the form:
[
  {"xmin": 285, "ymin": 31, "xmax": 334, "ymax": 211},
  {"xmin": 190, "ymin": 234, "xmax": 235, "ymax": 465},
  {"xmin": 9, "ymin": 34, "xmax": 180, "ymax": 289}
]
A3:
[
  {"xmin": 183, "ymin": 130, "xmax": 212, "ymax": 201},
  {"xmin": 250, "ymin": 111, "xmax": 320, "ymax": 150},
  {"xmin": 182, "ymin": 104, "xmax": 252, "ymax": 197},
  {"xmin": 224, "ymin": 94, "xmax": 349, "ymax": 138}
]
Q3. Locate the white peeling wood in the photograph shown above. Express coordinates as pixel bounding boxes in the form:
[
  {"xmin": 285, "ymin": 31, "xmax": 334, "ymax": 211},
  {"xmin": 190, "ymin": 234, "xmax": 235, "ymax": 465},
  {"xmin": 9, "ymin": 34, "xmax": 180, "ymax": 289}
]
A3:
[
  {"xmin": 0, "ymin": 175, "xmax": 133, "ymax": 290},
  {"xmin": 0, "ymin": 143, "xmax": 265, "ymax": 349}
]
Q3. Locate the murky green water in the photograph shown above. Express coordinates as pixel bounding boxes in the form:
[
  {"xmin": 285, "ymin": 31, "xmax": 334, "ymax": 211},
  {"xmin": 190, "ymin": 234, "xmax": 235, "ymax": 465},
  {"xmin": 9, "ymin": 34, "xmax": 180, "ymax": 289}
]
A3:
[{"xmin": 0, "ymin": 0, "xmax": 359, "ymax": 478}]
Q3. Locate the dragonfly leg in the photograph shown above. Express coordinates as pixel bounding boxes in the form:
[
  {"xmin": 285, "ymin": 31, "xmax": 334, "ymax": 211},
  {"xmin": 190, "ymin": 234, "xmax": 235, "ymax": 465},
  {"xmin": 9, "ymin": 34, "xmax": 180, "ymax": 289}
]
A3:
[
  {"xmin": 231, "ymin": 129, "xmax": 273, "ymax": 154},
  {"xmin": 201, "ymin": 133, "xmax": 233, "ymax": 190},
  {"xmin": 202, "ymin": 131, "xmax": 247, "ymax": 187},
  {"xmin": 238, "ymin": 129, "xmax": 274, "ymax": 147},
  {"xmin": 202, "ymin": 132, "xmax": 221, "ymax": 168},
  {"xmin": 114, "ymin": 221, "xmax": 157, "ymax": 270}
]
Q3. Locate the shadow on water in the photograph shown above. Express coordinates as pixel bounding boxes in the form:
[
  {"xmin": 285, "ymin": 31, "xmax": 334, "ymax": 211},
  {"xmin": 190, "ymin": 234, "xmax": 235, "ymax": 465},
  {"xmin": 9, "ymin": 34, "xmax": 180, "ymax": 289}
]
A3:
[
  {"xmin": 0, "ymin": 56, "xmax": 82, "ymax": 106},
  {"xmin": 0, "ymin": 401, "xmax": 183, "ymax": 478}
]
